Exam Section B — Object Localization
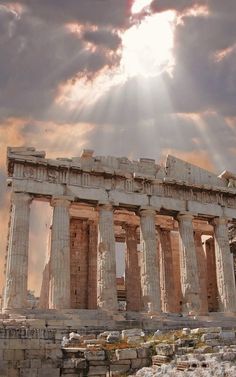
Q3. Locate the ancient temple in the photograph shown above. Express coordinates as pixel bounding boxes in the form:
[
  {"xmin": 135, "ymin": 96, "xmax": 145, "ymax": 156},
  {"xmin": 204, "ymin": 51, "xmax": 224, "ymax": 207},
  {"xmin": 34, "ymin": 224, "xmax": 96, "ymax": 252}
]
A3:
[{"xmin": 2, "ymin": 147, "xmax": 236, "ymax": 315}]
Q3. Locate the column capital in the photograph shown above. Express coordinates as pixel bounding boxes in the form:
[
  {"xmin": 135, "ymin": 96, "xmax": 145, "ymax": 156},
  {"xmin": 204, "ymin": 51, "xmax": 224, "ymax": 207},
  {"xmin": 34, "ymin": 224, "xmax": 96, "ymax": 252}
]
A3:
[
  {"xmin": 139, "ymin": 207, "xmax": 156, "ymax": 217},
  {"xmin": 12, "ymin": 192, "xmax": 32, "ymax": 204},
  {"xmin": 51, "ymin": 196, "xmax": 73, "ymax": 208},
  {"xmin": 97, "ymin": 202, "xmax": 114, "ymax": 212},
  {"xmin": 177, "ymin": 212, "xmax": 194, "ymax": 221},
  {"xmin": 211, "ymin": 217, "xmax": 229, "ymax": 226}
]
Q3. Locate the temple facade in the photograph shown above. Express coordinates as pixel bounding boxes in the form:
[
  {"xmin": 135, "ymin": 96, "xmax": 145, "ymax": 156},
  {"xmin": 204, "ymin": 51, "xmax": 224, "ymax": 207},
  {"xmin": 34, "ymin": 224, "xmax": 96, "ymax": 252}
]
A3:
[{"xmin": 2, "ymin": 147, "xmax": 236, "ymax": 315}]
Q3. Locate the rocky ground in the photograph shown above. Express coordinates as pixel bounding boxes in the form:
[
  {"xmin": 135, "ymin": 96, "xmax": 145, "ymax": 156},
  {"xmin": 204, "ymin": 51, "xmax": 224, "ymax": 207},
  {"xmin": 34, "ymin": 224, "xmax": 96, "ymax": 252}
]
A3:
[{"xmin": 128, "ymin": 327, "xmax": 236, "ymax": 377}]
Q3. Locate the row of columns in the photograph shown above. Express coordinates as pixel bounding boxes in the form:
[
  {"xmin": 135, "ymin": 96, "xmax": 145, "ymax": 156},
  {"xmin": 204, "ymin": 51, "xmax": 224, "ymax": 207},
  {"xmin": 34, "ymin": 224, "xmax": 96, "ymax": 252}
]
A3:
[{"xmin": 3, "ymin": 193, "xmax": 236, "ymax": 315}]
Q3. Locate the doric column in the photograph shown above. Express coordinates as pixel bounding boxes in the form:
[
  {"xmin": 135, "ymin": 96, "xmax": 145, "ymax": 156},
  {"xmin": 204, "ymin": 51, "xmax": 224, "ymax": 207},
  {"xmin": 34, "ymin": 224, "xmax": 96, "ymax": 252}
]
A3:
[
  {"xmin": 88, "ymin": 220, "xmax": 98, "ymax": 309},
  {"xmin": 177, "ymin": 213, "xmax": 201, "ymax": 314},
  {"xmin": 194, "ymin": 231, "xmax": 208, "ymax": 314},
  {"xmin": 97, "ymin": 204, "xmax": 118, "ymax": 311},
  {"xmin": 158, "ymin": 228, "xmax": 176, "ymax": 313},
  {"xmin": 49, "ymin": 196, "xmax": 71, "ymax": 309},
  {"xmin": 171, "ymin": 231, "xmax": 182, "ymax": 312},
  {"xmin": 3, "ymin": 192, "xmax": 32, "ymax": 310},
  {"xmin": 205, "ymin": 237, "xmax": 218, "ymax": 312},
  {"xmin": 124, "ymin": 224, "xmax": 141, "ymax": 311},
  {"xmin": 212, "ymin": 217, "xmax": 236, "ymax": 312},
  {"xmin": 140, "ymin": 208, "xmax": 161, "ymax": 313}
]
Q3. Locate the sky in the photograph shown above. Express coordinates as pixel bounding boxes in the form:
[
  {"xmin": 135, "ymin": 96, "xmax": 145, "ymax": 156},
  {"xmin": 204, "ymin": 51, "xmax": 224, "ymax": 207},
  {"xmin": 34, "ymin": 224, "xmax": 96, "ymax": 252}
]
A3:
[{"xmin": 0, "ymin": 0, "xmax": 236, "ymax": 295}]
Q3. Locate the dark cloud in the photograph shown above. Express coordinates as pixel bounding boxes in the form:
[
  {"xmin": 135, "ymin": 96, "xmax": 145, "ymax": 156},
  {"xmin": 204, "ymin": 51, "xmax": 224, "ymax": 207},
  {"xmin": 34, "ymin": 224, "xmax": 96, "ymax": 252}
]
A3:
[
  {"xmin": 167, "ymin": 10, "xmax": 236, "ymax": 116},
  {"xmin": 0, "ymin": 5, "xmax": 121, "ymax": 118},
  {"xmin": 151, "ymin": 0, "xmax": 206, "ymax": 13},
  {"xmin": 82, "ymin": 28, "xmax": 121, "ymax": 51},
  {"xmin": 14, "ymin": 0, "xmax": 130, "ymax": 28}
]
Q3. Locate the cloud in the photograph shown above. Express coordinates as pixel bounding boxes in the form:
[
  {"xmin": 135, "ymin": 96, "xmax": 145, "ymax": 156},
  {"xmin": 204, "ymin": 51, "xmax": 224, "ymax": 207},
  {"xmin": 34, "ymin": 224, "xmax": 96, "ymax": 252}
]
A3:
[
  {"xmin": 17, "ymin": 0, "xmax": 130, "ymax": 28},
  {"xmin": 0, "ymin": 4, "xmax": 123, "ymax": 119},
  {"xmin": 151, "ymin": 0, "xmax": 206, "ymax": 13},
  {"xmin": 82, "ymin": 28, "xmax": 121, "ymax": 51}
]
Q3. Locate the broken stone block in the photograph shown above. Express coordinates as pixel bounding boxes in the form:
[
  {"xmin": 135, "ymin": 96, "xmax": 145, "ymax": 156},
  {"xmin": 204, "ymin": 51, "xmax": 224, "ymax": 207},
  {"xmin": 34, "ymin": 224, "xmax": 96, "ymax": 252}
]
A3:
[
  {"xmin": 201, "ymin": 333, "xmax": 220, "ymax": 341},
  {"xmin": 121, "ymin": 328, "xmax": 144, "ymax": 340},
  {"xmin": 84, "ymin": 350, "xmax": 105, "ymax": 361},
  {"xmin": 155, "ymin": 344, "xmax": 174, "ymax": 356},
  {"xmin": 115, "ymin": 348, "xmax": 137, "ymax": 360}
]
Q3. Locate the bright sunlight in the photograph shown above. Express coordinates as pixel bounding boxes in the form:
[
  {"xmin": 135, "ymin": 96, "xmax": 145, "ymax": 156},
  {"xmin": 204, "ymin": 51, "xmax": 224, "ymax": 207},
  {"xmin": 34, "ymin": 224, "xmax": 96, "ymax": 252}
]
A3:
[{"xmin": 121, "ymin": 8, "xmax": 176, "ymax": 78}]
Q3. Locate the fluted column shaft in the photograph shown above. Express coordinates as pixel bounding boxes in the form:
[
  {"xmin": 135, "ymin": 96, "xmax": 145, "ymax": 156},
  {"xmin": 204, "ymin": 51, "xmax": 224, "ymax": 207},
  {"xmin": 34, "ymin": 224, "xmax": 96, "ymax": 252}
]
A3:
[
  {"xmin": 88, "ymin": 221, "xmax": 98, "ymax": 309},
  {"xmin": 140, "ymin": 209, "xmax": 161, "ymax": 313},
  {"xmin": 194, "ymin": 231, "xmax": 208, "ymax": 313},
  {"xmin": 3, "ymin": 193, "xmax": 32, "ymax": 310},
  {"xmin": 124, "ymin": 224, "xmax": 141, "ymax": 311},
  {"xmin": 205, "ymin": 237, "xmax": 218, "ymax": 312},
  {"xmin": 159, "ymin": 229, "xmax": 176, "ymax": 313},
  {"xmin": 97, "ymin": 204, "xmax": 118, "ymax": 311},
  {"xmin": 212, "ymin": 217, "xmax": 236, "ymax": 312},
  {"xmin": 49, "ymin": 197, "xmax": 71, "ymax": 309},
  {"xmin": 178, "ymin": 213, "xmax": 201, "ymax": 314}
]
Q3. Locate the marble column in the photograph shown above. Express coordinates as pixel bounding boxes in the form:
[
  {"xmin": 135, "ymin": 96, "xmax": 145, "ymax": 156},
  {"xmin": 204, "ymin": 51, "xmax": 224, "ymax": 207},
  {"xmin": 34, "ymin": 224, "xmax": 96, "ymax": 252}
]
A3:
[
  {"xmin": 124, "ymin": 224, "xmax": 141, "ymax": 311},
  {"xmin": 177, "ymin": 213, "xmax": 201, "ymax": 314},
  {"xmin": 49, "ymin": 197, "xmax": 71, "ymax": 309},
  {"xmin": 212, "ymin": 217, "xmax": 236, "ymax": 312},
  {"xmin": 159, "ymin": 228, "xmax": 176, "ymax": 313},
  {"xmin": 140, "ymin": 208, "xmax": 161, "ymax": 313},
  {"xmin": 205, "ymin": 237, "xmax": 218, "ymax": 312},
  {"xmin": 97, "ymin": 204, "xmax": 118, "ymax": 311},
  {"xmin": 3, "ymin": 192, "xmax": 32, "ymax": 310},
  {"xmin": 88, "ymin": 220, "xmax": 98, "ymax": 309},
  {"xmin": 194, "ymin": 231, "xmax": 208, "ymax": 314}
]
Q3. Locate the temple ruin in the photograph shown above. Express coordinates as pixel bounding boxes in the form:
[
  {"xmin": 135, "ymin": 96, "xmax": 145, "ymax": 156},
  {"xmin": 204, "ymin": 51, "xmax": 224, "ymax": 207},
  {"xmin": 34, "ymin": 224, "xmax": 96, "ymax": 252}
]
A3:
[{"xmin": 2, "ymin": 147, "xmax": 236, "ymax": 316}]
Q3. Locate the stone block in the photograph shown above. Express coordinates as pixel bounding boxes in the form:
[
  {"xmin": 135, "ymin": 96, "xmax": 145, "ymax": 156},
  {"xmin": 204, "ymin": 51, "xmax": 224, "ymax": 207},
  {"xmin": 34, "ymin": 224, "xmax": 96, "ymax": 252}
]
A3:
[
  {"xmin": 131, "ymin": 358, "xmax": 150, "ymax": 369},
  {"xmin": 87, "ymin": 366, "xmax": 108, "ymax": 375},
  {"xmin": 8, "ymin": 368, "xmax": 19, "ymax": 377},
  {"xmin": 110, "ymin": 363, "xmax": 130, "ymax": 373},
  {"xmin": 220, "ymin": 331, "xmax": 235, "ymax": 340},
  {"xmin": 14, "ymin": 350, "xmax": 25, "ymax": 361},
  {"xmin": 17, "ymin": 359, "xmax": 30, "ymax": 369},
  {"xmin": 45, "ymin": 347, "xmax": 63, "ymax": 360},
  {"xmin": 83, "ymin": 339, "xmax": 106, "ymax": 345},
  {"xmin": 205, "ymin": 339, "xmax": 220, "ymax": 347},
  {"xmin": 25, "ymin": 349, "xmax": 45, "ymax": 359},
  {"xmin": 31, "ymin": 359, "xmax": 42, "ymax": 368},
  {"xmin": 38, "ymin": 368, "xmax": 60, "ymax": 377},
  {"xmin": 0, "ymin": 339, "xmax": 9, "ymax": 349},
  {"xmin": 137, "ymin": 347, "xmax": 151, "ymax": 358},
  {"xmin": 127, "ymin": 336, "xmax": 143, "ymax": 344},
  {"xmin": 121, "ymin": 329, "xmax": 143, "ymax": 340},
  {"xmin": 0, "ymin": 360, "xmax": 8, "ymax": 375},
  {"xmin": 115, "ymin": 348, "xmax": 137, "ymax": 360},
  {"xmin": 201, "ymin": 333, "xmax": 219, "ymax": 341},
  {"xmin": 3, "ymin": 349, "xmax": 14, "ymax": 361},
  {"xmin": 155, "ymin": 344, "xmax": 174, "ymax": 356},
  {"xmin": 84, "ymin": 350, "xmax": 105, "ymax": 361},
  {"xmin": 63, "ymin": 358, "xmax": 86, "ymax": 369},
  {"xmin": 222, "ymin": 352, "xmax": 236, "ymax": 361},
  {"xmin": 20, "ymin": 368, "xmax": 38, "ymax": 377},
  {"xmin": 89, "ymin": 360, "xmax": 110, "ymax": 366}
]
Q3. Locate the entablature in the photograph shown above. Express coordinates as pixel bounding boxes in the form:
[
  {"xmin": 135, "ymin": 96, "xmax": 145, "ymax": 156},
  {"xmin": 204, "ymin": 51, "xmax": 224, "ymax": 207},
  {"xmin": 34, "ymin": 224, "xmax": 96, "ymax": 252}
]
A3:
[{"xmin": 7, "ymin": 147, "xmax": 236, "ymax": 220}]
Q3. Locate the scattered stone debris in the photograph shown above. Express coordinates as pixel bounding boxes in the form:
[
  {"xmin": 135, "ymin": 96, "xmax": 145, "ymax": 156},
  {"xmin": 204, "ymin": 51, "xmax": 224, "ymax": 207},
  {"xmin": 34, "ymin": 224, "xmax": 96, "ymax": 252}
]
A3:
[{"xmin": 1, "ymin": 324, "xmax": 236, "ymax": 376}]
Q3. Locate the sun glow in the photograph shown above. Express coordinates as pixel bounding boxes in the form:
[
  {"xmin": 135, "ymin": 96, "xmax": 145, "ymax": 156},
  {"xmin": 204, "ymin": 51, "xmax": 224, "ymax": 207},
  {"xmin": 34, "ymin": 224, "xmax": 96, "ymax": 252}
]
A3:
[
  {"xmin": 131, "ymin": 0, "xmax": 153, "ymax": 14},
  {"xmin": 121, "ymin": 10, "xmax": 176, "ymax": 77}
]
